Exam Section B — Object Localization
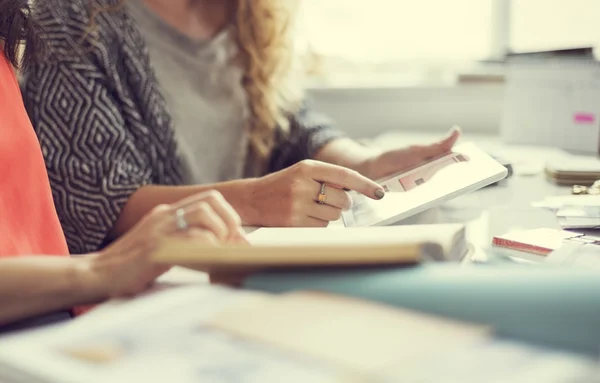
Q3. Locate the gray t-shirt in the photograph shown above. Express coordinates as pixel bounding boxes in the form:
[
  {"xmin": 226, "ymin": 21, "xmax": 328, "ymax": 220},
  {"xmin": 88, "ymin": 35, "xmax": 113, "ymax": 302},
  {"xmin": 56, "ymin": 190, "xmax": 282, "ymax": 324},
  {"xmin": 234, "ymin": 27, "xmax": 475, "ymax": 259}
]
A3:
[{"xmin": 128, "ymin": 0, "xmax": 249, "ymax": 184}]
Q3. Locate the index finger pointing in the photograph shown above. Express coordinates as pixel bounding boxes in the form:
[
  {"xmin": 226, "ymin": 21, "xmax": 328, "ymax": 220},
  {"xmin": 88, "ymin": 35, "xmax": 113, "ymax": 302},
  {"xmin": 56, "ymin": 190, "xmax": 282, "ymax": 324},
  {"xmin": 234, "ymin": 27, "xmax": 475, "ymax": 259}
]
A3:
[{"xmin": 310, "ymin": 162, "xmax": 385, "ymax": 200}]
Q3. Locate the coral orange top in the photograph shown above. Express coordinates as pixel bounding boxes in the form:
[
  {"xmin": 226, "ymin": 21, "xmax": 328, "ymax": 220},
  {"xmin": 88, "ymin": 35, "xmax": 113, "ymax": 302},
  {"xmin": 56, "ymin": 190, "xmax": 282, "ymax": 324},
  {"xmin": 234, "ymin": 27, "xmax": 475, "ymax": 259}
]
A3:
[{"xmin": 0, "ymin": 55, "xmax": 69, "ymax": 258}]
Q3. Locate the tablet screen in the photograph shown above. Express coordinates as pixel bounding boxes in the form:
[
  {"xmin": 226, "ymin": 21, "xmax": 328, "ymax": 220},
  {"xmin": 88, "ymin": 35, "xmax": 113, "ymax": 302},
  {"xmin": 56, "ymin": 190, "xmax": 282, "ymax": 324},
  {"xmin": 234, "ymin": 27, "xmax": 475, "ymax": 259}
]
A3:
[{"xmin": 342, "ymin": 143, "xmax": 507, "ymax": 227}]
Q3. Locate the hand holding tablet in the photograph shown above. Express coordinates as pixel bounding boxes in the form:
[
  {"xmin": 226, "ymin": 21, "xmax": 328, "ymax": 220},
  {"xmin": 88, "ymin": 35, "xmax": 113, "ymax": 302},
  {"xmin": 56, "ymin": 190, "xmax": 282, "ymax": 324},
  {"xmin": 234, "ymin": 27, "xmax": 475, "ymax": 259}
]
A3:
[
  {"xmin": 342, "ymin": 142, "xmax": 508, "ymax": 227},
  {"xmin": 361, "ymin": 126, "xmax": 461, "ymax": 181}
]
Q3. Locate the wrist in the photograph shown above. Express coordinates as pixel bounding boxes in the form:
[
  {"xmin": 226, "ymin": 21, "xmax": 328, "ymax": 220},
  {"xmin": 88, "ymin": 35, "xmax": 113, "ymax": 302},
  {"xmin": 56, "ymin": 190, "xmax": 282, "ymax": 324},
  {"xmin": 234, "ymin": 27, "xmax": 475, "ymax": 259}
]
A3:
[
  {"xmin": 71, "ymin": 255, "xmax": 110, "ymax": 304},
  {"xmin": 221, "ymin": 178, "xmax": 262, "ymax": 226}
]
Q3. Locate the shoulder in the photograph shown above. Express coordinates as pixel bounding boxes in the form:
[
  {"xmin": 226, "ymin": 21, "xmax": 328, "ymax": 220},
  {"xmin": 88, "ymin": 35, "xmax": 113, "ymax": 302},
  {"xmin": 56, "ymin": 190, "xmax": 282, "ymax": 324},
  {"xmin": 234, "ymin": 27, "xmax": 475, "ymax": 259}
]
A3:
[{"xmin": 33, "ymin": 0, "xmax": 130, "ymax": 60}]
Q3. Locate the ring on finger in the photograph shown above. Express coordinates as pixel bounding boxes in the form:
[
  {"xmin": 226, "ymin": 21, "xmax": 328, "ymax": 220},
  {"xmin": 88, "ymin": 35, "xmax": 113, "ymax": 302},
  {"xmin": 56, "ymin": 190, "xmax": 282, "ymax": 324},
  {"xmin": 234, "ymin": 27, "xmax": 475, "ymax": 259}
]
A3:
[
  {"xmin": 317, "ymin": 182, "xmax": 327, "ymax": 204},
  {"xmin": 175, "ymin": 208, "xmax": 188, "ymax": 231}
]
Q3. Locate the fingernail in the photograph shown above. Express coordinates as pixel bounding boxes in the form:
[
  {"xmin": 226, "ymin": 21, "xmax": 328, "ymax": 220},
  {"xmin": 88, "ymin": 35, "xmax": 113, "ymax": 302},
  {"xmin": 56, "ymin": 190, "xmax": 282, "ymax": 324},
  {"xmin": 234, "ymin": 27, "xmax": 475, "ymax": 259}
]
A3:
[
  {"xmin": 451, "ymin": 125, "xmax": 461, "ymax": 134},
  {"xmin": 375, "ymin": 189, "xmax": 385, "ymax": 199}
]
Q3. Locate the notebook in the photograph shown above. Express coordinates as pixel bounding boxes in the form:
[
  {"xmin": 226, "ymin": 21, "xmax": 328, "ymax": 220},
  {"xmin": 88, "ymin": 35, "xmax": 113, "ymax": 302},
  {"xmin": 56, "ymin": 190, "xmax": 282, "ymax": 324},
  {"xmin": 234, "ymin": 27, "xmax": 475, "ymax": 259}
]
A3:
[
  {"xmin": 491, "ymin": 228, "xmax": 600, "ymax": 256},
  {"xmin": 150, "ymin": 224, "xmax": 468, "ymax": 273},
  {"xmin": 247, "ymin": 224, "xmax": 468, "ymax": 262},
  {"xmin": 545, "ymin": 153, "xmax": 600, "ymax": 186}
]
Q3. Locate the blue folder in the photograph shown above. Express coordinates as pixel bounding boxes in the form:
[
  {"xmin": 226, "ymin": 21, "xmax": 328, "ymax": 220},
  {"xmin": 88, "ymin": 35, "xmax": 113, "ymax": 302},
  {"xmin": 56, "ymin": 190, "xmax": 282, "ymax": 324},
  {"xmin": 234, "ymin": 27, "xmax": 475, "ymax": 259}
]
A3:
[{"xmin": 243, "ymin": 264, "xmax": 600, "ymax": 354}]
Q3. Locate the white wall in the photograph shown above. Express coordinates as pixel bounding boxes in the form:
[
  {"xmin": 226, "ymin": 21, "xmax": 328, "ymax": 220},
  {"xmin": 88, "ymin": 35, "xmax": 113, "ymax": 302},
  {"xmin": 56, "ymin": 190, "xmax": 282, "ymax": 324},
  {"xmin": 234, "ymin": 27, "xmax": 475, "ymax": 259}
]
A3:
[{"xmin": 306, "ymin": 85, "xmax": 505, "ymax": 139}]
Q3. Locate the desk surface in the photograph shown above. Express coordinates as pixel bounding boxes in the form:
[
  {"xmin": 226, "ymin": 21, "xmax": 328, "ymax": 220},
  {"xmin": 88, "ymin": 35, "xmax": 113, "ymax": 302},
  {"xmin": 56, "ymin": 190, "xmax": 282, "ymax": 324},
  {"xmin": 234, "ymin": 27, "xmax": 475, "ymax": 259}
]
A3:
[{"xmin": 166, "ymin": 133, "xmax": 573, "ymax": 279}]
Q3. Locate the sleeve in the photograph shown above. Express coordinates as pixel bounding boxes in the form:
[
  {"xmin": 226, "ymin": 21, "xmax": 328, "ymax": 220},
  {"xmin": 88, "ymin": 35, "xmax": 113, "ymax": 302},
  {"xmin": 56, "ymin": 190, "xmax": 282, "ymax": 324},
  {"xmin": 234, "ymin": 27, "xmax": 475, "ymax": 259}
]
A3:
[
  {"xmin": 267, "ymin": 101, "xmax": 346, "ymax": 172},
  {"xmin": 24, "ymin": 62, "xmax": 153, "ymax": 255}
]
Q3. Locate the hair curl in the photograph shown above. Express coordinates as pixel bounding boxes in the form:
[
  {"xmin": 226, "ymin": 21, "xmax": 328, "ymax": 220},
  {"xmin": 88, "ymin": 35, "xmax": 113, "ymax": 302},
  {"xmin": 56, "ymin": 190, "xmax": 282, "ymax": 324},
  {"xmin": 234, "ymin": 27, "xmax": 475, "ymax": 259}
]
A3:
[{"xmin": 234, "ymin": 0, "xmax": 302, "ymax": 169}]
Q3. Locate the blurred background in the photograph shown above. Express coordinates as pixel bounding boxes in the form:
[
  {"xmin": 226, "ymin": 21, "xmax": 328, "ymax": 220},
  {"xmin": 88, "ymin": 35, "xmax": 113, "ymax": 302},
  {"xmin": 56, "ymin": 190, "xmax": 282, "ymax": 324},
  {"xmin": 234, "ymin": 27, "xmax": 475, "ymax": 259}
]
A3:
[{"xmin": 294, "ymin": 0, "xmax": 600, "ymax": 137}]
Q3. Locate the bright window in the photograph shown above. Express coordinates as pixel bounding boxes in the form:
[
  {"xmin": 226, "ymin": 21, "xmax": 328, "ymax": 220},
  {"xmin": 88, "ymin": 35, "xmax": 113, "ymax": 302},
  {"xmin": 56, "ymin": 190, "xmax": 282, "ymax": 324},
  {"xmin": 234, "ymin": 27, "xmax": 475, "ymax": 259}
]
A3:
[
  {"xmin": 296, "ymin": 1, "xmax": 600, "ymax": 86},
  {"xmin": 510, "ymin": 0, "xmax": 600, "ymax": 53},
  {"xmin": 297, "ymin": 0, "xmax": 495, "ymax": 63}
]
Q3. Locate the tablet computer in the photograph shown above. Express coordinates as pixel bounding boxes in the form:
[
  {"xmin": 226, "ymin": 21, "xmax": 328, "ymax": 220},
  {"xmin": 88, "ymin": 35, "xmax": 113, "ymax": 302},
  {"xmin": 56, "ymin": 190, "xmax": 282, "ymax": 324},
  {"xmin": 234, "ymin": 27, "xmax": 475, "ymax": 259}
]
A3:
[{"xmin": 342, "ymin": 142, "xmax": 508, "ymax": 227}]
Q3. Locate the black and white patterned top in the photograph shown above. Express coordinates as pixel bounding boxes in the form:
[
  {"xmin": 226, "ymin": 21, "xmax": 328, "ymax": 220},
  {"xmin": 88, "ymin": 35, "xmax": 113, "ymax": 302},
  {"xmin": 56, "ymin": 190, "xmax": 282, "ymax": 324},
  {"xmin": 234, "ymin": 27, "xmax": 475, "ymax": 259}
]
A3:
[{"xmin": 23, "ymin": 0, "xmax": 343, "ymax": 254}]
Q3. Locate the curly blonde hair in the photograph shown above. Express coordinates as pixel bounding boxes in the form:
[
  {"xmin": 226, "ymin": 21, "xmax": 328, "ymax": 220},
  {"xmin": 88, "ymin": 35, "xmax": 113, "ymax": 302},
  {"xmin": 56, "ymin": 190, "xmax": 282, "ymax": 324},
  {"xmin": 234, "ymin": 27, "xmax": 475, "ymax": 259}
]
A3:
[
  {"xmin": 91, "ymin": 0, "xmax": 303, "ymax": 171},
  {"xmin": 234, "ymin": 0, "xmax": 303, "ymax": 170}
]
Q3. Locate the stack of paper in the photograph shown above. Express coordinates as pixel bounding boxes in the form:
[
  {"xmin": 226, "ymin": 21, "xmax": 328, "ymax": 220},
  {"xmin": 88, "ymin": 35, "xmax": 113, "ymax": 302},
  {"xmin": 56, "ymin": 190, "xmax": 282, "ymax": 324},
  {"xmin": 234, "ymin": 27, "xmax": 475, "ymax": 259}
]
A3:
[{"xmin": 532, "ymin": 195, "xmax": 600, "ymax": 229}]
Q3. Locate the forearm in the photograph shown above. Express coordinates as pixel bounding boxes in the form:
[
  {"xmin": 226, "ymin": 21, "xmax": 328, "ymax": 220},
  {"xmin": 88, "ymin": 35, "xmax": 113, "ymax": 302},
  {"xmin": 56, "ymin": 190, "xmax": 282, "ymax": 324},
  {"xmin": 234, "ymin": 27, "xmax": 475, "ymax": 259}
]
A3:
[
  {"xmin": 0, "ymin": 257, "xmax": 105, "ymax": 325},
  {"xmin": 313, "ymin": 138, "xmax": 382, "ymax": 176},
  {"xmin": 113, "ymin": 179, "xmax": 257, "ymax": 236}
]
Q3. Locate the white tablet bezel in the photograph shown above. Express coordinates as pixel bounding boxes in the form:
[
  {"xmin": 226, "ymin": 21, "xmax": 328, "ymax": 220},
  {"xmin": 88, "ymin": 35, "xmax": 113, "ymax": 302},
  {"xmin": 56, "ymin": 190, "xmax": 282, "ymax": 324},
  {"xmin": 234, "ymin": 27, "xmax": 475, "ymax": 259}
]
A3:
[{"xmin": 342, "ymin": 142, "xmax": 508, "ymax": 227}]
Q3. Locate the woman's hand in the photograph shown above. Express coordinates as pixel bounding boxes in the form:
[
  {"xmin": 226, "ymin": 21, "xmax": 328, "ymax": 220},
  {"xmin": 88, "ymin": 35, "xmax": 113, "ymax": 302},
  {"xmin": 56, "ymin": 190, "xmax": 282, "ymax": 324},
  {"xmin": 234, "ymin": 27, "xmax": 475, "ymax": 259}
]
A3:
[
  {"xmin": 244, "ymin": 160, "xmax": 386, "ymax": 227},
  {"xmin": 81, "ymin": 191, "xmax": 245, "ymax": 299},
  {"xmin": 361, "ymin": 127, "xmax": 461, "ymax": 181}
]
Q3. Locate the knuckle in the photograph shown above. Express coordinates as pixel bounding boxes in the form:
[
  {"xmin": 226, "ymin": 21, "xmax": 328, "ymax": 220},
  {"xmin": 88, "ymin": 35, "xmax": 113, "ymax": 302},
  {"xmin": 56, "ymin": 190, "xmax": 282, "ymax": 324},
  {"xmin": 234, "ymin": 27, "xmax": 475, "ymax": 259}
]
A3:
[
  {"xmin": 335, "ymin": 166, "xmax": 352, "ymax": 182},
  {"xmin": 229, "ymin": 210, "xmax": 242, "ymax": 225},
  {"xmin": 151, "ymin": 204, "xmax": 171, "ymax": 216},
  {"xmin": 202, "ymin": 190, "xmax": 224, "ymax": 202},
  {"xmin": 196, "ymin": 202, "xmax": 213, "ymax": 215},
  {"xmin": 297, "ymin": 159, "xmax": 316, "ymax": 175},
  {"xmin": 287, "ymin": 179, "xmax": 306, "ymax": 199},
  {"xmin": 198, "ymin": 230, "xmax": 218, "ymax": 244},
  {"xmin": 188, "ymin": 203, "xmax": 213, "ymax": 225},
  {"xmin": 288, "ymin": 177, "xmax": 302, "ymax": 191}
]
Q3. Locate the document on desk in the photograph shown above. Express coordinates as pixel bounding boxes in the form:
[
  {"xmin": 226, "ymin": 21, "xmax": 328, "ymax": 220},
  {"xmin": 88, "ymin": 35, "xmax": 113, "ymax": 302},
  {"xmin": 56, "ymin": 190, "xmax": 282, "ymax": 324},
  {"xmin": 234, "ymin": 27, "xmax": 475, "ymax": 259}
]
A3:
[
  {"xmin": 532, "ymin": 195, "xmax": 600, "ymax": 210},
  {"xmin": 556, "ymin": 205, "xmax": 600, "ymax": 229},
  {"xmin": 547, "ymin": 241, "xmax": 600, "ymax": 270}
]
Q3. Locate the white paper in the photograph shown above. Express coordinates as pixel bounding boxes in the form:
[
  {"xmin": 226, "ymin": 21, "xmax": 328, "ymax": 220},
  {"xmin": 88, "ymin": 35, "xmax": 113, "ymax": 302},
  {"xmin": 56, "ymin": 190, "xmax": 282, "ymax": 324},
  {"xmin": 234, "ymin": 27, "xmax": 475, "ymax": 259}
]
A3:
[
  {"xmin": 532, "ymin": 195, "xmax": 600, "ymax": 209},
  {"xmin": 547, "ymin": 242, "xmax": 600, "ymax": 271}
]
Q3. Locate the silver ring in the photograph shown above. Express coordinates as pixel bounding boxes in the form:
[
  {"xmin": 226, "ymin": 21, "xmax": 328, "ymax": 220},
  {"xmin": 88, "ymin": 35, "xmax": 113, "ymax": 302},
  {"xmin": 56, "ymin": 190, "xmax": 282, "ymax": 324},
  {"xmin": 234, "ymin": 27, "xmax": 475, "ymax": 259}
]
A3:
[{"xmin": 175, "ymin": 208, "xmax": 188, "ymax": 231}]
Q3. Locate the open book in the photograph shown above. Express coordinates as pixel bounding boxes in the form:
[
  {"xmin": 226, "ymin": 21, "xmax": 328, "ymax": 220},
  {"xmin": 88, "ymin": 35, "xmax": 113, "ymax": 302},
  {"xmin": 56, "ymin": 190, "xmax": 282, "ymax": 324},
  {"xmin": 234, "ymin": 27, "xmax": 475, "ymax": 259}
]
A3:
[{"xmin": 150, "ymin": 224, "xmax": 468, "ymax": 273}]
